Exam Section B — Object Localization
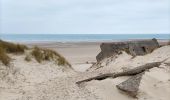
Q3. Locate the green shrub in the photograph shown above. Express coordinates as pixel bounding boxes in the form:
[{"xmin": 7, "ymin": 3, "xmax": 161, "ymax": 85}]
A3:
[
  {"xmin": 31, "ymin": 47, "xmax": 71, "ymax": 67},
  {"xmin": 0, "ymin": 47, "xmax": 10, "ymax": 65}
]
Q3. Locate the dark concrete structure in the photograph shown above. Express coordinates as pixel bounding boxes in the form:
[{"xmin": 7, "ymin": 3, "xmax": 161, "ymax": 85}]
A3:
[
  {"xmin": 116, "ymin": 73, "xmax": 144, "ymax": 97},
  {"xmin": 96, "ymin": 38, "xmax": 159, "ymax": 62}
]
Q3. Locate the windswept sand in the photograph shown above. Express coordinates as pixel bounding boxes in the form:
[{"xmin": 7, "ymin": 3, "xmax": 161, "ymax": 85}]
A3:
[
  {"xmin": 25, "ymin": 42, "xmax": 101, "ymax": 72},
  {"xmin": 0, "ymin": 42, "xmax": 170, "ymax": 100},
  {"xmin": 85, "ymin": 45, "xmax": 170, "ymax": 100}
]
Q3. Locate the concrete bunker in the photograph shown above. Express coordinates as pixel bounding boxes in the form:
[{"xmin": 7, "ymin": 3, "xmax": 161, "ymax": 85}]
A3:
[{"xmin": 96, "ymin": 38, "xmax": 159, "ymax": 62}]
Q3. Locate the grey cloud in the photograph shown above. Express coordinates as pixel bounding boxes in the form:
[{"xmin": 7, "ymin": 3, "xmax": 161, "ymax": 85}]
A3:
[{"xmin": 0, "ymin": 0, "xmax": 170, "ymax": 34}]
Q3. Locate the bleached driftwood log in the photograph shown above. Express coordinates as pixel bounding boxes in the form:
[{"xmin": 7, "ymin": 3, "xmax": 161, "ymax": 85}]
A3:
[{"xmin": 76, "ymin": 61, "xmax": 163, "ymax": 84}]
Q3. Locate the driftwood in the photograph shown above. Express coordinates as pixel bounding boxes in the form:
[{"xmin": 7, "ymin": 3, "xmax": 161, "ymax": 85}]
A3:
[
  {"xmin": 76, "ymin": 73, "xmax": 114, "ymax": 84},
  {"xmin": 76, "ymin": 61, "xmax": 164, "ymax": 84}
]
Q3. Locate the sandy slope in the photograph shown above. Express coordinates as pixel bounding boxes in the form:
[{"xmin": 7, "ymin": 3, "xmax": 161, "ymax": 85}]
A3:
[
  {"xmin": 85, "ymin": 45, "xmax": 170, "ymax": 100},
  {"xmin": 0, "ymin": 45, "xmax": 170, "ymax": 100},
  {"xmin": 0, "ymin": 54, "xmax": 98, "ymax": 100}
]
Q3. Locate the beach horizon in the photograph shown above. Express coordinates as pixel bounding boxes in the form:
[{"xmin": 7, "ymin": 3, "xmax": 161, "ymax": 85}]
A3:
[
  {"xmin": 1, "ymin": 0, "xmax": 170, "ymax": 99},
  {"xmin": 0, "ymin": 34, "xmax": 170, "ymax": 43},
  {"xmin": 1, "ymin": 38, "xmax": 170, "ymax": 100}
]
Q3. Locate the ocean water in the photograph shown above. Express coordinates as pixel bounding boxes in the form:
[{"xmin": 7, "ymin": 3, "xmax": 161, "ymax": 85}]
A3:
[{"xmin": 0, "ymin": 34, "xmax": 170, "ymax": 42}]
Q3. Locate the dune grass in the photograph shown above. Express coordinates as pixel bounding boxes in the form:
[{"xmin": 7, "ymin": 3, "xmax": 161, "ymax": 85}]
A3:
[
  {"xmin": 123, "ymin": 48, "xmax": 130, "ymax": 54},
  {"xmin": 0, "ymin": 40, "xmax": 71, "ymax": 67},
  {"xmin": 0, "ymin": 47, "xmax": 10, "ymax": 65},
  {"xmin": 0, "ymin": 40, "xmax": 28, "ymax": 54},
  {"xmin": 25, "ymin": 55, "xmax": 31, "ymax": 62},
  {"xmin": 0, "ymin": 40, "xmax": 28, "ymax": 65},
  {"xmin": 31, "ymin": 47, "xmax": 71, "ymax": 67}
]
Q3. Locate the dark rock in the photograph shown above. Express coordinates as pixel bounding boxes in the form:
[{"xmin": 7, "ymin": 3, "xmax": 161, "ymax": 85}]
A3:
[{"xmin": 116, "ymin": 73, "xmax": 144, "ymax": 97}]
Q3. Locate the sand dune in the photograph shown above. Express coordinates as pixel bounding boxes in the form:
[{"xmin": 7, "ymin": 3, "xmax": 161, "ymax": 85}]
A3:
[
  {"xmin": 84, "ymin": 45, "xmax": 170, "ymax": 100},
  {"xmin": 0, "ymin": 43, "xmax": 170, "ymax": 100}
]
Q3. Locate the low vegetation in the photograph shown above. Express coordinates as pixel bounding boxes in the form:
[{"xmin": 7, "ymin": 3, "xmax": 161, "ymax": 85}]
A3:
[
  {"xmin": 123, "ymin": 48, "xmax": 130, "ymax": 54},
  {"xmin": 0, "ymin": 47, "xmax": 10, "ymax": 65},
  {"xmin": 25, "ymin": 55, "xmax": 31, "ymax": 62},
  {"xmin": 31, "ymin": 47, "xmax": 71, "ymax": 67},
  {"xmin": 0, "ymin": 40, "xmax": 28, "ymax": 65},
  {"xmin": 0, "ymin": 40, "xmax": 28, "ymax": 54},
  {"xmin": 0, "ymin": 40, "xmax": 71, "ymax": 67}
]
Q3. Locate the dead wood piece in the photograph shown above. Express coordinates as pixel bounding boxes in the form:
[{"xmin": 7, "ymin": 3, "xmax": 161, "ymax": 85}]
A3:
[
  {"xmin": 76, "ymin": 73, "xmax": 114, "ymax": 84},
  {"xmin": 76, "ymin": 61, "xmax": 162, "ymax": 84},
  {"xmin": 113, "ymin": 62, "xmax": 161, "ymax": 77}
]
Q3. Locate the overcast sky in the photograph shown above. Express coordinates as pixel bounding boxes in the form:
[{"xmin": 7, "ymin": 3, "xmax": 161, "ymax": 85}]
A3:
[{"xmin": 0, "ymin": 0, "xmax": 170, "ymax": 34}]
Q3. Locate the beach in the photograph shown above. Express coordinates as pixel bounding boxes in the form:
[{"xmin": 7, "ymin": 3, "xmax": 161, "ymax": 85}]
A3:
[
  {"xmin": 23, "ymin": 42, "xmax": 101, "ymax": 72},
  {"xmin": 0, "ymin": 39, "xmax": 170, "ymax": 100},
  {"xmin": 23, "ymin": 40, "xmax": 169, "ymax": 72},
  {"xmin": 1, "ymin": 0, "xmax": 170, "ymax": 99}
]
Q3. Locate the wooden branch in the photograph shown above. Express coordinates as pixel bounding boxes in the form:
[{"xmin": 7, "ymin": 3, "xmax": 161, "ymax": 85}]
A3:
[
  {"xmin": 113, "ymin": 61, "xmax": 161, "ymax": 77},
  {"xmin": 76, "ymin": 61, "xmax": 163, "ymax": 84},
  {"xmin": 76, "ymin": 73, "xmax": 114, "ymax": 84}
]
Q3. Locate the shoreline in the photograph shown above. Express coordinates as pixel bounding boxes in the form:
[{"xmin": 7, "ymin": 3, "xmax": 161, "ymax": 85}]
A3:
[
  {"xmin": 5, "ymin": 38, "xmax": 169, "ymax": 42},
  {"xmin": 1, "ymin": 39, "xmax": 170, "ymax": 100},
  {"xmin": 20, "ymin": 39, "xmax": 169, "ymax": 48}
]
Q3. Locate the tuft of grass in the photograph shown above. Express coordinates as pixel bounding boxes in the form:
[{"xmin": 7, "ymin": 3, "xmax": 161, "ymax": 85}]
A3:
[
  {"xmin": 0, "ymin": 40, "xmax": 28, "ymax": 54},
  {"xmin": 31, "ymin": 47, "xmax": 43, "ymax": 63},
  {"xmin": 31, "ymin": 47, "xmax": 71, "ymax": 67},
  {"xmin": 123, "ymin": 48, "xmax": 130, "ymax": 54},
  {"xmin": 0, "ymin": 40, "xmax": 28, "ymax": 66},
  {"xmin": 57, "ymin": 56, "xmax": 71, "ymax": 67},
  {"xmin": 0, "ymin": 47, "xmax": 10, "ymax": 65},
  {"xmin": 25, "ymin": 55, "xmax": 31, "ymax": 62}
]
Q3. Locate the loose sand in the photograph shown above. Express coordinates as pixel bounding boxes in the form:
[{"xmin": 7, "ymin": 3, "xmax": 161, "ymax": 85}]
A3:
[
  {"xmin": 0, "ymin": 41, "xmax": 170, "ymax": 100},
  {"xmin": 25, "ymin": 42, "xmax": 101, "ymax": 72}
]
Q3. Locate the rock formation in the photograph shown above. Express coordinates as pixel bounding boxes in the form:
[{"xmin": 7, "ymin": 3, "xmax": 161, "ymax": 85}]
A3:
[
  {"xmin": 96, "ymin": 38, "xmax": 159, "ymax": 62},
  {"xmin": 116, "ymin": 73, "xmax": 144, "ymax": 97}
]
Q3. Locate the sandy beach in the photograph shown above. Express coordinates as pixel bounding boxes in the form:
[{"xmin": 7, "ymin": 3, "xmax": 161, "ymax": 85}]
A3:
[
  {"xmin": 1, "ymin": 0, "xmax": 170, "ymax": 99},
  {"xmin": 23, "ymin": 40, "xmax": 169, "ymax": 72},
  {"xmin": 24, "ymin": 42, "xmax": 101, "ymax": 72},
  {"xmin": 0, "ymin": 39, "xmax": 170, "ymax": 100}
]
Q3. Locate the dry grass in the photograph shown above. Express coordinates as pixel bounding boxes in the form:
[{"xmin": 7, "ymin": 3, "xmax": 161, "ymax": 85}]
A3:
[
  {"xmin": 31, "ymin": 47, "xmax": 71, "ymax": 67},
  {"xmin": 123, "ymin": 48, "xmax": 131, "ymax": 54},
  {"xmin": 25, "ymin": 55, "xmax": 31, "ymax": 62},
  {"xmin": 0, "ymin": 40, "xmax": 28, "ymax": 65},
  {"xmin": 0, "ymin": 47, "xmax": 10, "ymax": 65},
  {"xmin": 0, "ymin": 40, "xmax": 71, "ymax": 67},
  {"xmin": 0, "ymin": 40, "xmax": 28, "ymax": 54}
]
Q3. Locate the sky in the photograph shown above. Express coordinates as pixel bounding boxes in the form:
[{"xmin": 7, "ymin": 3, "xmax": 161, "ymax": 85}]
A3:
[{"xmin": 0, "ymin": 0, "xmax": 170, "ymax": 34}]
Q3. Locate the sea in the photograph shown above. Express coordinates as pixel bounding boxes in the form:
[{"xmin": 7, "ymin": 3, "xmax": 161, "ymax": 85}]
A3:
[{"xmin": 0, "ymin": 34, "xmax": 170, "ymax": 42}]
